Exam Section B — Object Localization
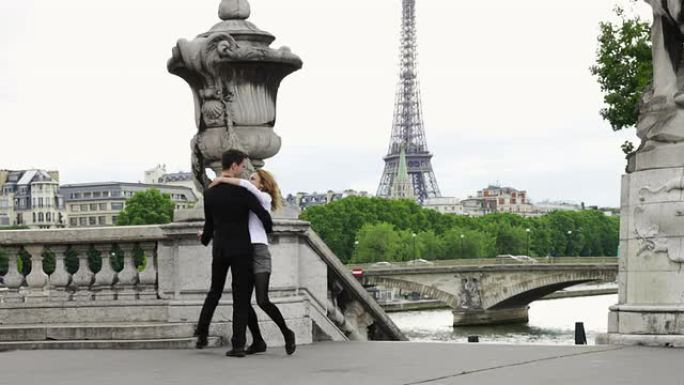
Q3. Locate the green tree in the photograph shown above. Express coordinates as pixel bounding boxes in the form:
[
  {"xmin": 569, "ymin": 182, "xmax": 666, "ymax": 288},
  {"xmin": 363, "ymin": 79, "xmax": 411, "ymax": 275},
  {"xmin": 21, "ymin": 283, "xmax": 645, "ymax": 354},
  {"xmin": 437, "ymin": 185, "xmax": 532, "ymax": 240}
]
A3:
[
  {"xmin": 116, "ymin": 189, "xmax": 176, "ymax": 226},
  {"xmin": 415, "ymin": 230, "xmax": 443, "ymax": 260},
  {"xmin": 590, "ymin": 3, "xmax": 652, "ymax": 134},
  {"xmin": 351, "ymin": 222, "xmax": 401, "ymax": 263}
]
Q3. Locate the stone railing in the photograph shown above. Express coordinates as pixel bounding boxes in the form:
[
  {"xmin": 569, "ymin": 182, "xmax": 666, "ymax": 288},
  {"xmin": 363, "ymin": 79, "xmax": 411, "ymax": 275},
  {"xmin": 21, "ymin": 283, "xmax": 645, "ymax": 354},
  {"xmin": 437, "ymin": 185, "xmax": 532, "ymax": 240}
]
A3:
[
  {"xmin": 0, "ymin": 220, "xmax": 405, "ymax": 343},
  {"xmin": 0, "ymin": 226, "xmax": 163, "ymax": 304}
]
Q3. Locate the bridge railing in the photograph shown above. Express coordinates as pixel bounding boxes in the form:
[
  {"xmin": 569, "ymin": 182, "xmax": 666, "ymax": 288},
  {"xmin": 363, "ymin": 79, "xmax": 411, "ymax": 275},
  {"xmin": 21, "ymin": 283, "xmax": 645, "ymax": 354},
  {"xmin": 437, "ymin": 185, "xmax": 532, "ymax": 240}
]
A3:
[
  {"xmin": 352, "ymin": 256, "xmax": 618, "ymax": 271},
  {"xmin": 0, "ymin": 226, "xmax": 162, "ymax": 303}
]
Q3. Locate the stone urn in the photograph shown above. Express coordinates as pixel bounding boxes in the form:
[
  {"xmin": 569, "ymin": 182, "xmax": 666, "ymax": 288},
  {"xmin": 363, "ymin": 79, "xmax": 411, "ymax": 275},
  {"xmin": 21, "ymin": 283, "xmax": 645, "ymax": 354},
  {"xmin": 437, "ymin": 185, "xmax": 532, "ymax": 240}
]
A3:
[{"xmin": 168, "ymin": 0, "xmax": 302, "ymax": 191}]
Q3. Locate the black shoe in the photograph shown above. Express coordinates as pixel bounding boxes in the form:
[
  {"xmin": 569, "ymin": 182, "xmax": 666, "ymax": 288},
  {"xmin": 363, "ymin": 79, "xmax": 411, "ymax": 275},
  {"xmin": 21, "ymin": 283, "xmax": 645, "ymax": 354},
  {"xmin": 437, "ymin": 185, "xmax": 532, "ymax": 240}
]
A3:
[
  {"xmin": 246, "ymin": 340, "xmax": 267, "ymax": 355},
  {"xmin": 195, "ymin": 333, "xmax": 208, "ymax": 349},
  {"xmin": 226, "ymin": 347, "xmax": 246, "ymax": 357},
  {"xmin": 284, "ymin": 329, "xmax": 296, "ymax": 355}
]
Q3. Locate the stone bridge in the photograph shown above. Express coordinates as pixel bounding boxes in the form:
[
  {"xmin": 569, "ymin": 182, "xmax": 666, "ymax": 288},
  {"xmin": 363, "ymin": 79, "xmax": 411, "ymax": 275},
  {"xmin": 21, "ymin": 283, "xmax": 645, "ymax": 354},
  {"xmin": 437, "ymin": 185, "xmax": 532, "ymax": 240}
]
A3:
[{"xmin": 361, "ymin": 263, "xmax": 617, "ymax": 326}]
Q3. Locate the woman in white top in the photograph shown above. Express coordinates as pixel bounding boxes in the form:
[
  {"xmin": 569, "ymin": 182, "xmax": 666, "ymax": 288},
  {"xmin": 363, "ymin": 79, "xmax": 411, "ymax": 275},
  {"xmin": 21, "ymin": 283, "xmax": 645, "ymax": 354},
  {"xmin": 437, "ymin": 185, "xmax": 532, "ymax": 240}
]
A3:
[{"xmin": 211, "ymin": 169, "xmax": 295, "ymax": 355}]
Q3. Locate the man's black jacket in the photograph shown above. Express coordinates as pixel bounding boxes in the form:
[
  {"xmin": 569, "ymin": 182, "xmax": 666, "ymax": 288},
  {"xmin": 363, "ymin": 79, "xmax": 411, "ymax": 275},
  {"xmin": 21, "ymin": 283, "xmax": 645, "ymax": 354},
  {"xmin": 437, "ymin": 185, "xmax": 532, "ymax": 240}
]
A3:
[{"xmin": 200, "ymin": 183, "xmax": 273, "ymax": 258}]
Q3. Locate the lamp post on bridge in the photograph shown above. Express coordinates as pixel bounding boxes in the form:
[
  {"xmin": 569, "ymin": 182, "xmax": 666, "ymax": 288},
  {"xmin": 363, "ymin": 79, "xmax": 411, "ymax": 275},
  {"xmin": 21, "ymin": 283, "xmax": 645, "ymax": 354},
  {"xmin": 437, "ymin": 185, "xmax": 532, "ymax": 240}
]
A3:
[
  {"xmin": 567, "ymin": 230, "xmax": 573, "ymax": 256},
  {"xmin": 525, "ymin": 228, "xmax": 531, "ymax": 257},
  {"xmin": 411, "ymin": 233, "xmax": 417, "ymax": 261},
  {"xmin": 460, "ymin": 233, "xmax": 465, "ymax": 258}
]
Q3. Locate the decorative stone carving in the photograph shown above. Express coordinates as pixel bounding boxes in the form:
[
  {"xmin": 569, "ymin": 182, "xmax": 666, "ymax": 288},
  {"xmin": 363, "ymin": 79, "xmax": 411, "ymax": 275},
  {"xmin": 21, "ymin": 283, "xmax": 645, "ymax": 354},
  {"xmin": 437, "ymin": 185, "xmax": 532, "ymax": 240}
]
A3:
[
  {"xmin": 632, "ymin": 1, "xmax": 684, "ymax": 171},
  {"xmin": 168, "ymin": 0, "xmax": 302, "ymax": 192},
  {"xmin": 458, "ymin": 277, "xmax": 483, "ymax": 309},
  {"xmin": 2, "ymin": 247, "xmax": 24, "ymax": 290},
  {"xmin": 633, "ymin": 176, "xmax": 684, "ymax": 263},
  {"xmin": 115, "ymin": 244, "xmax": 139, "ymax": 300},
  {"xmin": 93, "ymin": 244, "xmax": 116, "ymax": 300}
]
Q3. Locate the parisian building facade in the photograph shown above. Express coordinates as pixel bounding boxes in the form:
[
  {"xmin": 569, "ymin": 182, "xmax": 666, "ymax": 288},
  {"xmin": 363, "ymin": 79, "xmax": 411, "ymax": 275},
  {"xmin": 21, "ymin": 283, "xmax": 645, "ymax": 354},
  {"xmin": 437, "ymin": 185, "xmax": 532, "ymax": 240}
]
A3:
[
  {"xmin": 0, "ymin": 169, "xmax": 66, "ymax": 229},
  {"xmin": 60, "ymin": 182, "xmax": 197, "ymax": 228}
]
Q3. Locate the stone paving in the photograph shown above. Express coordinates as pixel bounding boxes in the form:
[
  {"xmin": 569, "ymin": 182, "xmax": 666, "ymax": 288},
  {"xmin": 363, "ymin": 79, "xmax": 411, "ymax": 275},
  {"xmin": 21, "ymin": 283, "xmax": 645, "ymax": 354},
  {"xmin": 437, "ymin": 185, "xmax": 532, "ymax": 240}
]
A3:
[{"xmin": 2, "ymin": 342, "xmax": 684, "ymax": 385}]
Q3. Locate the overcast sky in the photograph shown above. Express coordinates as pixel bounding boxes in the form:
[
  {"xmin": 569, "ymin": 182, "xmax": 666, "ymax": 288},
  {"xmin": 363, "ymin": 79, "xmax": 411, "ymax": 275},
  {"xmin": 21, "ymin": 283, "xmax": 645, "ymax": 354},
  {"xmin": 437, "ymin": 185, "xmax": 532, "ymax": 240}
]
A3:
[{"xmin": 0, "ymin": 0, "xmax": 651, "ymax": 207}]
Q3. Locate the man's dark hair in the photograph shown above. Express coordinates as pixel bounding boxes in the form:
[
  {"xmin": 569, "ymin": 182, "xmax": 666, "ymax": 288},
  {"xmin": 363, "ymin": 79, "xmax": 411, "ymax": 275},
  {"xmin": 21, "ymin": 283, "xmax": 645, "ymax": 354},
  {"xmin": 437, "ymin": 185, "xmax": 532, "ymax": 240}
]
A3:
[{"xmin": 222, "ymin": 149, "xmax": 248, "ymax": 170}]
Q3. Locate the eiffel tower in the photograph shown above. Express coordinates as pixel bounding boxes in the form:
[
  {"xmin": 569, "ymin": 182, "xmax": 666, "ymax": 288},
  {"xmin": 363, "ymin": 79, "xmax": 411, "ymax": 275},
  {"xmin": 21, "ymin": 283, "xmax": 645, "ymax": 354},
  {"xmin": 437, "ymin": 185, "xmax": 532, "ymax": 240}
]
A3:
[{"xmin": 376, "ymin": 0, "xmax": 440, "ymax": 203}]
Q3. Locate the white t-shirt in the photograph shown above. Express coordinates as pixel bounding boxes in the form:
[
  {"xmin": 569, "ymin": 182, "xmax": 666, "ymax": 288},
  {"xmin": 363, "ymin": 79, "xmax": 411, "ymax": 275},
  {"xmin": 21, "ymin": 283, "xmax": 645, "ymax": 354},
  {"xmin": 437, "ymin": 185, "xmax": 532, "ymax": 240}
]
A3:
[{"xmin": 240, "ymin": 179, "xmax": 271, "ymax": 245}]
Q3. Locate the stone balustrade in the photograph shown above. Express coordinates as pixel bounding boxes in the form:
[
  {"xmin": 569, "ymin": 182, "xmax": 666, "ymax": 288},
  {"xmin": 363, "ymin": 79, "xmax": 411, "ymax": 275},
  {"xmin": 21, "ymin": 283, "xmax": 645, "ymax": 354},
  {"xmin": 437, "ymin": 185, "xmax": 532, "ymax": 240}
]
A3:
[
  {"xmin": 0, "ymin": 226, "xmax": 162, "ymax": 304},
  {"xmin": 0, "ymin": 220, "xmax": 405, "ymax": 345}
]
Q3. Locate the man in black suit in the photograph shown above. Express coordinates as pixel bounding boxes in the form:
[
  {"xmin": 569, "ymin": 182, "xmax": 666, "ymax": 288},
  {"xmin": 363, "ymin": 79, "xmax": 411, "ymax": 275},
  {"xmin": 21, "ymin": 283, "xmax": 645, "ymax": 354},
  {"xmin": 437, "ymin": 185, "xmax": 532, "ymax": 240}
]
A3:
[{"xmin": 195, "ymin": 149, "xmax": 273, "ymax": 357}]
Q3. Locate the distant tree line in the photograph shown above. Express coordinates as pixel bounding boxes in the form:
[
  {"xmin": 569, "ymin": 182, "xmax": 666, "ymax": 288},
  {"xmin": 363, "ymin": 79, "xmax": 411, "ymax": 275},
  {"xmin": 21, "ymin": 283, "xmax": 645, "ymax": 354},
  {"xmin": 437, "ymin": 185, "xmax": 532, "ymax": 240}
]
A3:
[{"xmin": 300, "ymin": 197, "xmax": 619, "ymax": 264}]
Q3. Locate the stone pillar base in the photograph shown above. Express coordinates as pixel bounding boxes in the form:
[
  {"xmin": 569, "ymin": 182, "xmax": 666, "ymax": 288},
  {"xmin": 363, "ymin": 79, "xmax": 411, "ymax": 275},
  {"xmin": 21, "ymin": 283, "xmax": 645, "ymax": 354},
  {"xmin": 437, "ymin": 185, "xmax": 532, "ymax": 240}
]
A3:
[
  {"xmin": 452, "ymin": 306, "xmax": 529, "ymax": 326},
  {"xmin": 601, "ymin": 304, "xmax": 684, "ymax": 346}
]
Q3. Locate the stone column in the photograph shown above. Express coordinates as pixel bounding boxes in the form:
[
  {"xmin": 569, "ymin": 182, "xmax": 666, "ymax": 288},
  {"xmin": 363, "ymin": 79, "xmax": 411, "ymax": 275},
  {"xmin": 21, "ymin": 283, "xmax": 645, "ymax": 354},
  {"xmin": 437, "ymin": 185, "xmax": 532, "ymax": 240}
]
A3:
[
  {"xmin": 24, "ymin": 245, "xmax": 49, "ymax": 301},
  {"xmin": 1, "ymin": 246, "xmax": 25, "ymax": 303},
  {"xmin": 70, "ymin": 245, "xmax": 93, "ymax": 301},
  {"xmin": 604, "ymin": 5, "xmax": 684, "ymax": 347},
  {"xmin": 48, "ymin": 245, "xmax": 71, "ymax": 301},
  {"xmin": 93, "ymin": 244, "xmax": 116, "ymax": 301},
  {"xmin": 115, "ymin": 244, "xmax": 139, "ymax": 301}
]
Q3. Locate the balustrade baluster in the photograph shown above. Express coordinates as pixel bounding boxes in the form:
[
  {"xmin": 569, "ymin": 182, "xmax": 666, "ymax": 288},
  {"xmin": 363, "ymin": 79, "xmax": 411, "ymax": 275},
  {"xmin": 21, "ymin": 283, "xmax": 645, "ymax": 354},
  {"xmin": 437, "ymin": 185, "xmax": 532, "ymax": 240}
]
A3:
[
  {"xmin": 93, "ymin": 244, "xmax": 116, "ymax": 301},
  {"xmin": 70, "ymin": 245, "xmax": 94, "ymax": 301},
  {"xmin": 137, "ymin": 242, "xmax": 158, "ymax": 299},
  {"xmin": 48, "ymin": 245, "xmax": 70, "ymax": 301},
  {"xmin": 1, "ymin": 246, "xmax": 24, "ymax": 303},
  {"xmin": 24, "ymin": 245, "xmax": 49, "ymax": 301},
  {"xmin": 115, "ymin": 244, "xmax": 139, "ymax": 301}
]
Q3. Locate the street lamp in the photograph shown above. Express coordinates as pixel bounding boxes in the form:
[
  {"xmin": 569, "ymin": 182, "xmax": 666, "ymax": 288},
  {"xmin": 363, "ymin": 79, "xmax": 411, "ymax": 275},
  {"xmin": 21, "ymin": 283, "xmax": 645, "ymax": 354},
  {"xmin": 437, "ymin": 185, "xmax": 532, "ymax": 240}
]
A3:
[
  {"xmin": 460, "ymin": 233, "xmax": 465, "ymax": 258},
  {"xmin": 525, "ymin": 228, "xmax": 531, "ymax": 257},
  {"xmin": 567, "ymin": 230, "xmax": 573, "ymax": 256},
  {"xmin": 411, "ymin": 233, "xmax": 417, "ymax": 261}
]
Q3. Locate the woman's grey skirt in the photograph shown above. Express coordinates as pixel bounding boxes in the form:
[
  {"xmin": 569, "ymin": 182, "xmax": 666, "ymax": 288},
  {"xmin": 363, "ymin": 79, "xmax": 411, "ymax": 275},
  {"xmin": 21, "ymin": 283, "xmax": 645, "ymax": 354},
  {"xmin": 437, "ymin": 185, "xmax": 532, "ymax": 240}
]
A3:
[{"xmin": 253, "ymin": 244, "xmax": 272, "ymax": 274}]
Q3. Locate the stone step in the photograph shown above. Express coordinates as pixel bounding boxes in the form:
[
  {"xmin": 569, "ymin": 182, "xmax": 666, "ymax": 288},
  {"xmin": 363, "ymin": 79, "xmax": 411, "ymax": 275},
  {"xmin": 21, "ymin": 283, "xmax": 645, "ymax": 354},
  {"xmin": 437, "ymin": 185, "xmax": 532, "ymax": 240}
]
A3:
[
  {"xmin": 0, "ymin": 336, "xmax": 222, "ymax": 350},
  {"xmin": 0, "ymin": 323, "xmax": 204, "ymax": 342}
]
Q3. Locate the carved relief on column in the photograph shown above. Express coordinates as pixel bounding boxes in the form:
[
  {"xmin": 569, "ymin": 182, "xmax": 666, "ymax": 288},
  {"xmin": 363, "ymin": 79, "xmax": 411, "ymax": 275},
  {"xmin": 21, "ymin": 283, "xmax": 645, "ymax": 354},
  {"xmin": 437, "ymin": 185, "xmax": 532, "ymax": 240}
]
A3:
[
  {"xmin": 93, "ymin": 244, "xmax": 116, "ymax": 300},
  {"xmin": 115, "ymin": 244, "xmax": 139, "ymax": 300},
  {"xmin": 635, "ymin": 175, "xmax": 684, "ymax": 263},
  {"xmin": 137, "ymin": 242, "xmax": 158, "ymax": 300},
  {"xmin": 48, "ymin": 245, "xmax": 70, "ymax": 301},
  {"xmin": 24, "ymin": 245, "xmax": 49, "ymax": 301},
  {"xmin": 70, "ymin": 245, "xmax": 94, "ymax": 301}
]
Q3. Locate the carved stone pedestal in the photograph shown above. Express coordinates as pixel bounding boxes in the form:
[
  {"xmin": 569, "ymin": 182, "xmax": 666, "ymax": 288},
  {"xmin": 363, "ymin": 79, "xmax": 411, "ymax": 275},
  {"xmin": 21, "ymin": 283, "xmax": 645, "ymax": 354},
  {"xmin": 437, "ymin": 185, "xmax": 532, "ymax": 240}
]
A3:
[{"xmin": 602, "ymin": 167, "xmax": 684, "ymax": 346}]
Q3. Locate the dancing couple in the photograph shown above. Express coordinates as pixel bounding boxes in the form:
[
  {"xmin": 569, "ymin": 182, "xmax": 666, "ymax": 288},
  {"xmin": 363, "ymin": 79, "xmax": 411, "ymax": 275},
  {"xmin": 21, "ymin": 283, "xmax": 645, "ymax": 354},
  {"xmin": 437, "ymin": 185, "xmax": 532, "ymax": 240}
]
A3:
[{"xmin": 194, "ymin": 149, "xmax": 295, "ymax": 357}]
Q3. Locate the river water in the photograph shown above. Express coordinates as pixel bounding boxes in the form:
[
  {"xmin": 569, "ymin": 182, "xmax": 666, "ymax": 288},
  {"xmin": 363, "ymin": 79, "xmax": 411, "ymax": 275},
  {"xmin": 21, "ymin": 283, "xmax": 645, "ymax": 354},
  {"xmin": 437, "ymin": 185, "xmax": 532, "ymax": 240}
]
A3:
[{"xmin": 388, "ymin": 294, "xmax": 618, "ymax": 345}]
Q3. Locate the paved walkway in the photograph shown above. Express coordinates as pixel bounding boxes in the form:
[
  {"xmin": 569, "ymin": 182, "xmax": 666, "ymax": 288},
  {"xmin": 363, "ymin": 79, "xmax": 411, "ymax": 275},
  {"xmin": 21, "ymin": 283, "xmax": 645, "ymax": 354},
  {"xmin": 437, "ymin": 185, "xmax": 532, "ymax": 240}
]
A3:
[{"xmin": 2, "ymin": 342, "xmax": 683, "ymax": 385}]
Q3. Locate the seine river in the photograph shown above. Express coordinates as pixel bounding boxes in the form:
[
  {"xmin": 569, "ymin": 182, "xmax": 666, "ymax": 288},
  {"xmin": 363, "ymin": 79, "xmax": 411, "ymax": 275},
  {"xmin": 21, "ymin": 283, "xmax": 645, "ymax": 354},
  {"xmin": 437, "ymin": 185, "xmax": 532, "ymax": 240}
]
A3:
[{"xmin": 388, "ymin": 294, "xmax": 618, "ymax": 345}]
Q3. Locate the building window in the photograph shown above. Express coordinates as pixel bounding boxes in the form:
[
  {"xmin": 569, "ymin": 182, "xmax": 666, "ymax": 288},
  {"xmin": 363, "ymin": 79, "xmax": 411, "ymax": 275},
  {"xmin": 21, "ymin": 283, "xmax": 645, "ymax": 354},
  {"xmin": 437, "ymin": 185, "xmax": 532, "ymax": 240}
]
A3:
[
  {"xmin": 93, "ymin": 192, "xmax": 101, "ymax": 198},
  {"xmin": 102, "ymin": 191, "xmax": 110, "ymax": 198},
  {"xmin": 70, "ymin": 218, "xmax": 78, "ymax": 226},
  {"xmin": 89, "ymin": 217, "xmax": 97, "ymax": 226},
  {"xmin": 71, "ymin": 204, "xmax": 80, "ymax": 212},
  {"xmin": 112, "ymin": 215, "xmax": 118, "ymax": 224},
  {"xmin": 79, "ymin": 217, "xmax": 87, "ymax": 226},
  {"xmin": 99, "ymin": 203, "xmax": 107, "ymax": 211},
  {"xmin": 33, "ymin": 213, "xmax": 36, "ymax": 222},
  {"xmin": 98, "ymin": 216, "xmax": 106, "ymax": 225},
  {"xmin": 90, "ymin": 204, "xmax": 98, "ymax": 211},
  {"xmin": 111, "ymin": 202, "xmax": 124, "ymax": 211},
  {"xmin": 38, "ymin": 213, "xmax": 44, "ymax": 222},
  {"xmin": 74, "ymin": 193, "xmax": 81, "ymax": 199},
  {"xmin": 80, "ymin": 204, "xmax": 88, "ymax": 212},
  {"xmin": 84, "ymin": 192, "xmax": 92, "ymax": 199},
  {"xmin": 46, "ymin": 212, "xmax": 51, "ymax": 222}
]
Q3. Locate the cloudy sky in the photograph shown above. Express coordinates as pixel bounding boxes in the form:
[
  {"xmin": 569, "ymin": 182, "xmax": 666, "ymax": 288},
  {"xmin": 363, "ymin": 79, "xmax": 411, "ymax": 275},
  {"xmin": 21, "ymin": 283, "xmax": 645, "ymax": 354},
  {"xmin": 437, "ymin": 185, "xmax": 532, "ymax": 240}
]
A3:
[{"xmin": 0, "ymin": 0, "xmax": 651, "ymax": 207}]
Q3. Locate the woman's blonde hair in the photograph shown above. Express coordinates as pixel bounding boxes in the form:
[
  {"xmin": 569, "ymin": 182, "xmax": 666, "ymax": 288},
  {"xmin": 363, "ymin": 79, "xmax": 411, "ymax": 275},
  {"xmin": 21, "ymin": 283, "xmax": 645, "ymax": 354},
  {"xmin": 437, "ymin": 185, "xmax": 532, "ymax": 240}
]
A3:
[{"xmin": 255, "ymin": 169, "xmax": 283, "ymax": 211}]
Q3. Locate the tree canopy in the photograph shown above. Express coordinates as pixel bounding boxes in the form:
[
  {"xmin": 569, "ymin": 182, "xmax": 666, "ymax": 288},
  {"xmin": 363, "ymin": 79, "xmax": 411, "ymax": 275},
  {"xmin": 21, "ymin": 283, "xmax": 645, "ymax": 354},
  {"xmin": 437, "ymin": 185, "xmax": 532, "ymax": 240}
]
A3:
[
  {"xmin": 590, "ymin": 4, "xmax": 652, "ymax": 133},
  {"xmin": 116, "ymin": 189, "xmax": 176, "ymax": 226},
  {"xmin": 300, "ymin": 197, "xmax": 619, "ymax": 264}
]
